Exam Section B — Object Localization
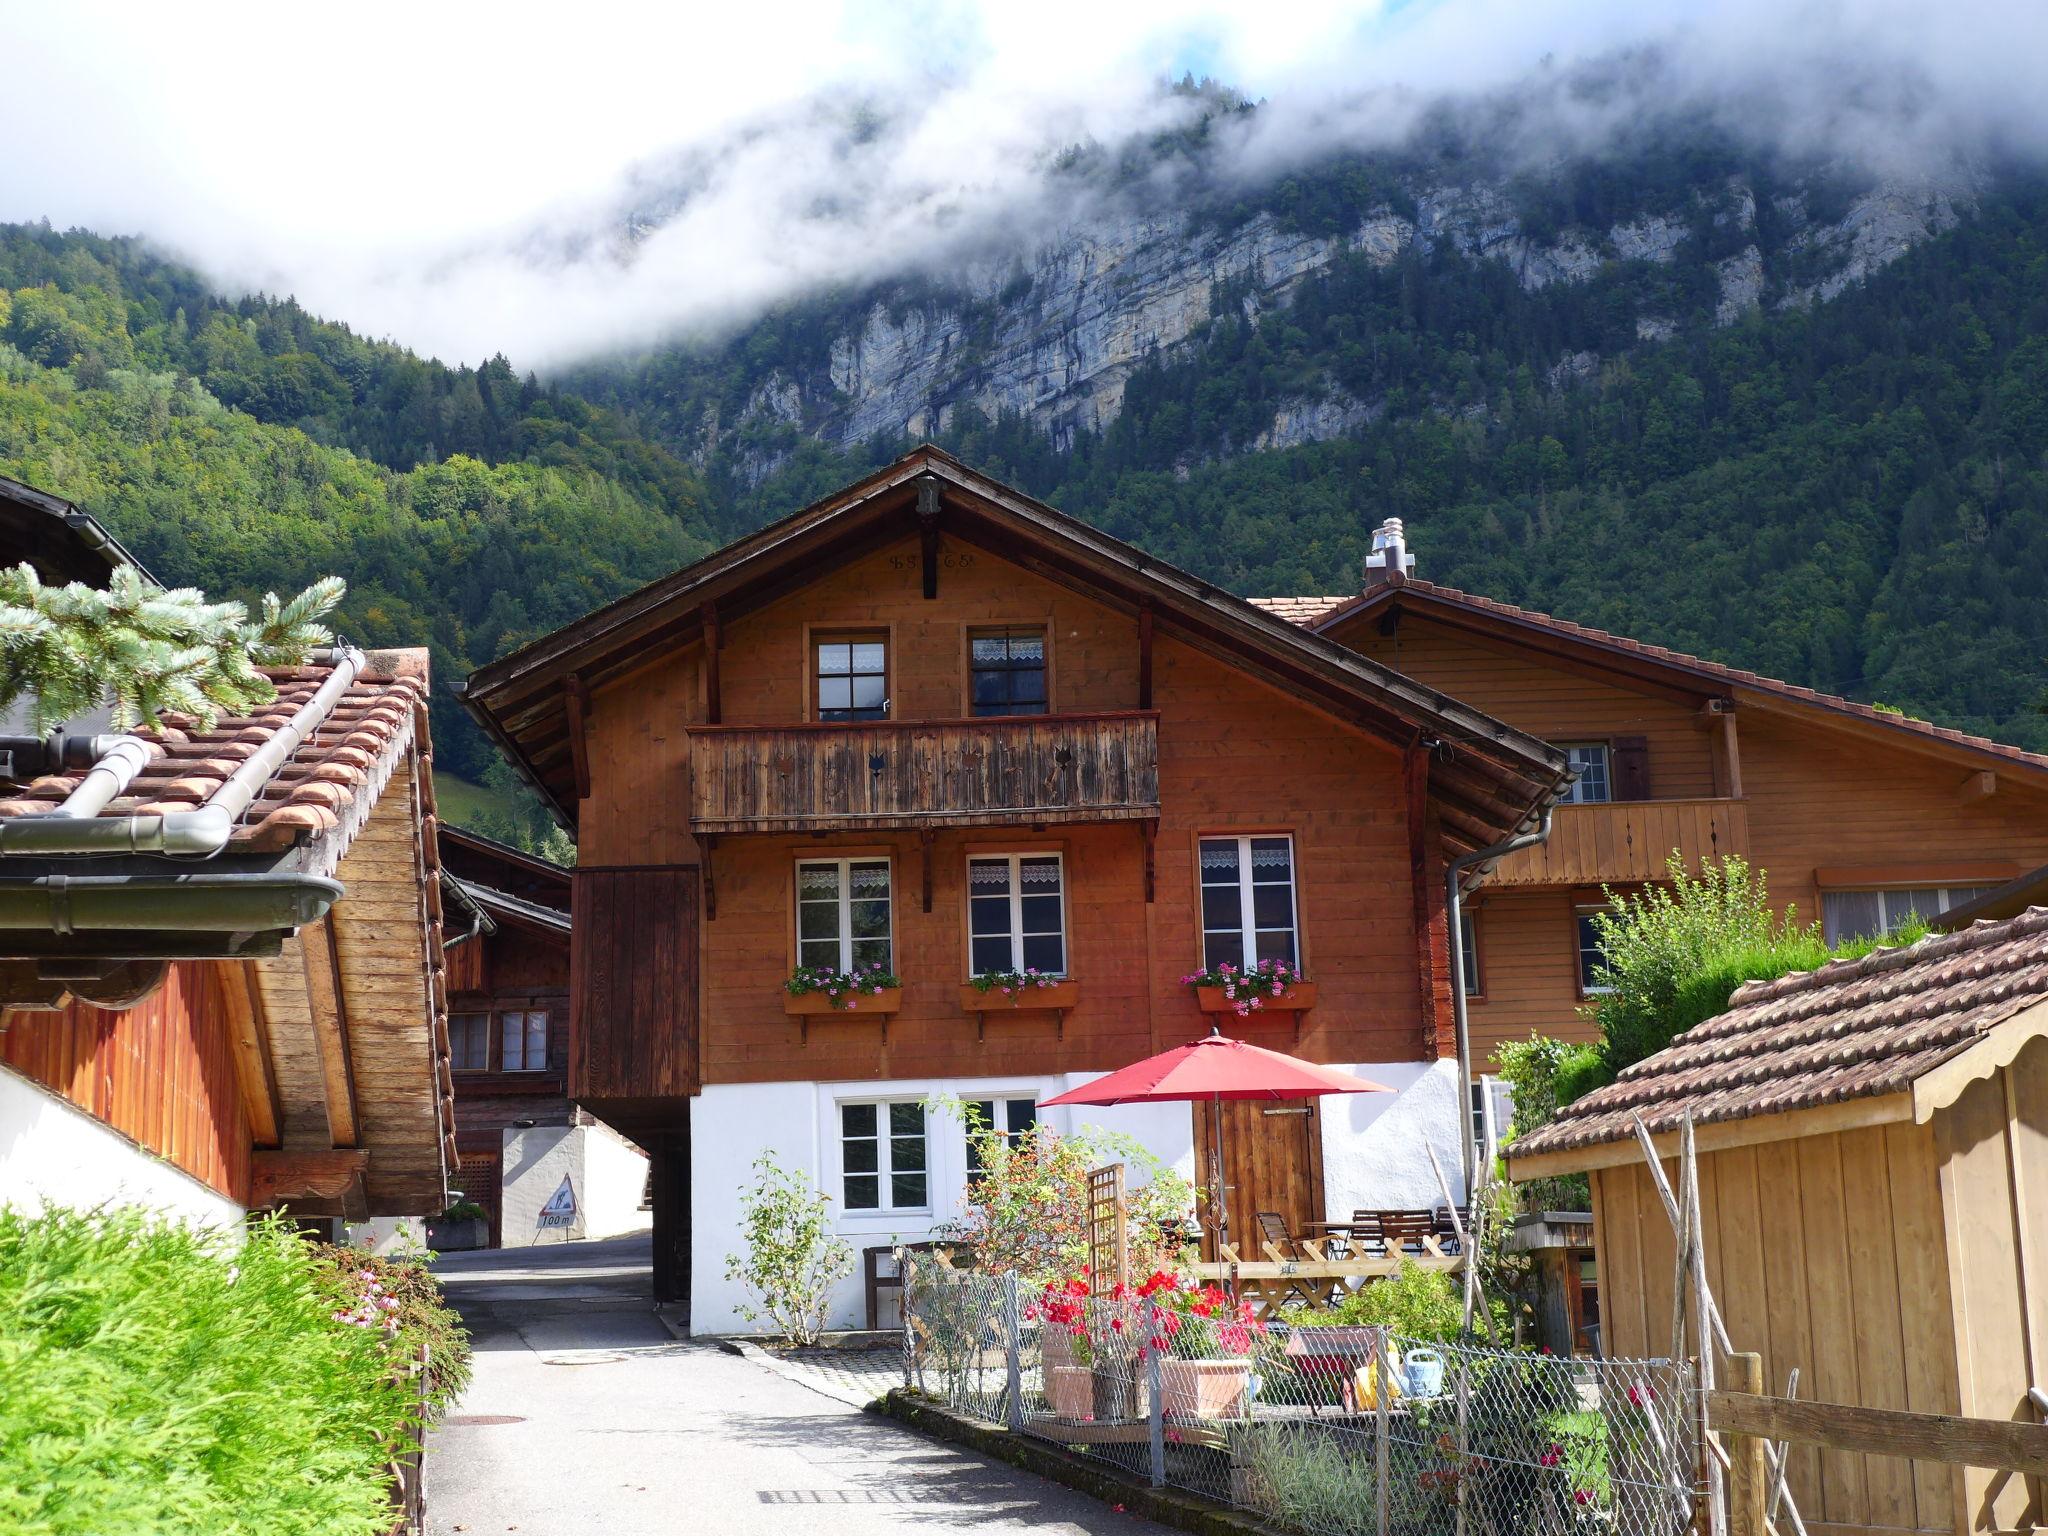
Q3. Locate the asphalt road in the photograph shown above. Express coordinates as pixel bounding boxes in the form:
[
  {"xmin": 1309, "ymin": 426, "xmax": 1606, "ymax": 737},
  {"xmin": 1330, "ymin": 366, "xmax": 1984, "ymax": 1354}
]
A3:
[{"xmin": 427, "ymin": 1235, "xmax": 1164, "ymax": 1535}]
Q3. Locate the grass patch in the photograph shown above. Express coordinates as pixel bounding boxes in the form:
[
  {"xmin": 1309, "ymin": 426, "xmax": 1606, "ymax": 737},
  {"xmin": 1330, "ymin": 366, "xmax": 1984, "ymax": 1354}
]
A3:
[{"xmin": 0, "ymin": 1207, "xmax": 461, "ymax": 1536}]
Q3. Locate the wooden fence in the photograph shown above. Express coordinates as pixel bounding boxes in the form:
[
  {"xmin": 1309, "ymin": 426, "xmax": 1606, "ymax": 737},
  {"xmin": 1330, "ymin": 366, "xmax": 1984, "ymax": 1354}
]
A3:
[{"xmin": 1710, "ymin": 1353, "xmax": 2048, "ymax": 1536}]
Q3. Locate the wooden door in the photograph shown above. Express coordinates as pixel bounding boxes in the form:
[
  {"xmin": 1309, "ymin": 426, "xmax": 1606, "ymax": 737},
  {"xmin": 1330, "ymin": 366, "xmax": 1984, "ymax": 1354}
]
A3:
[{"xmin": 1193, "ymin": 1098, "xmax": 1324, "ymax": 1261}]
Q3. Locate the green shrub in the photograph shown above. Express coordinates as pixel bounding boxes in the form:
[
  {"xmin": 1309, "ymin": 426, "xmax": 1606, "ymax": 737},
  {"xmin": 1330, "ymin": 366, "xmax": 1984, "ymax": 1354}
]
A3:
[
  {"xmin": 1287, "ymin": 1259, "xmax": 1495, "ymax": 1342},
  {"xmin": 723, "ymin": 1152, "xmax": 854, "ymax": 1345},
  {"xmin": 0, "ymin": 1206, "xmax": 426, "ymax": 1536},
  {"xmin": 305, "ymin": 1244, "xmax": 471, "ymax": 1414}
]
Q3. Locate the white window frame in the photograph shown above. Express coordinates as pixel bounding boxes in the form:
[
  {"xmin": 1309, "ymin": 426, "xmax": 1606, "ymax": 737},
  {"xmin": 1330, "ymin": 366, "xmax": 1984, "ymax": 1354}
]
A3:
[
  {"xmin": 965, "ymin": 1095, "xmax": 1039, "ymax": 1175},
  {"xmin": 1199, "ymin": 833, "xmax": 1301, "ymax": 972},
  {"xmin": 1576, "ymin": 906, "xmax": 1614, "ymax": 996},
  {"xmin": 1458, "ymin": 908, "xmax": 1482, "ymax": 999},
  {"xmin": 837, "ymin": 1097, "xmax": 930, "ymax": 1214},
  {"xmin": 1820, "ymin": 884, "xmax": 1997, "ymax": 946},
  {"xmin": 966, "ymin": 852, "xmax": 1067, "ymax": 977},
  {"xmin": 796, "ymin": 857, "xmax": 893, "ymax": 973},
  {"xmin": 1561, "ymin": 743, "xmax": 1612, "ymax": 805}
]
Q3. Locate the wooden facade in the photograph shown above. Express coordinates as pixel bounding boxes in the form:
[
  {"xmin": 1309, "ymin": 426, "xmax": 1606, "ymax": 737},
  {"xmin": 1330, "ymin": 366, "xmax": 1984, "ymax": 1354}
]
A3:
[
  {"xmin": 1, "ymin": 962, "xmax": 255, "ymax": 1204},
  {"xmin": 1320, "ymin": 592, "xmax": 2048, "ymax": 1066}
]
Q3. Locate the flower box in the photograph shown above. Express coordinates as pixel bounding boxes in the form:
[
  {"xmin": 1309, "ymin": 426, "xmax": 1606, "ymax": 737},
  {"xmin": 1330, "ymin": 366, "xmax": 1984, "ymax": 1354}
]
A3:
[
  {"xmin": 958, "ymin": 979, "xmax": 1080, "ymax": 1040},
  {"xmin": 1195, "ymin": 982, "xmax": 1317, "ymax": 1014},
  {"xmin": 783, "ymin": 986, "xmax": 902, "ymax": 1044},
  {"xmin": 1161, "ymin": 1357, "xmax": 1253, "ymax": 1419}
]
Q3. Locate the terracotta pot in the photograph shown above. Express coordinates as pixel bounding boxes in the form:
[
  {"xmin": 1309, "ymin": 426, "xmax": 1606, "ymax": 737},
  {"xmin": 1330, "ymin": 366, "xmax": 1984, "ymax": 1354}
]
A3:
[
  {"xmin": 1039, "ymin": 1324, "xmax": 1075, "ymax": 1369},
  {"xmin": 1194, "ymin": 982, "xmax": 1318, "ymax": 1015},
  {"xmin": 1044, "ymin": 1365, "xmax": 1095, "ymax": 1420},
  {"xmin": 1161, "ymin": 1357, "xmax": 1252, "ymax": 1419}
]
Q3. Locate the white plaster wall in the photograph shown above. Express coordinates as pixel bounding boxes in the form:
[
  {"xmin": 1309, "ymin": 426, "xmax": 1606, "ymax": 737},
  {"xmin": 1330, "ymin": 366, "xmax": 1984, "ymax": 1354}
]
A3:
[
  {"xmin": 581, "ymin": 1123, "xmax": 652, "ymax": 1240},
  {"xmin": 499, "ymin": 1124, "xmax": 650, "ymax": 1247},
  {"xmin": 0, "ymin": 1064, "xmax": 243, "ymax": 1230},
  {"xmin": 1318, "ymin": 1058, "xmax": 1469, "ymax": 1216},
  {"xmin": 690, "ymin": 1071, "xmax": 1196, "ymax": 1336}
]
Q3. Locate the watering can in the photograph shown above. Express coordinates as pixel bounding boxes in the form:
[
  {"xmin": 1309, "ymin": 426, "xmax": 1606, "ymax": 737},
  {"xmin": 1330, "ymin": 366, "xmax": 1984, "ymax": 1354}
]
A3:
[{"xmin": 1402, "ymin": 1347, "xmax": 1445, "ymax": 1398}]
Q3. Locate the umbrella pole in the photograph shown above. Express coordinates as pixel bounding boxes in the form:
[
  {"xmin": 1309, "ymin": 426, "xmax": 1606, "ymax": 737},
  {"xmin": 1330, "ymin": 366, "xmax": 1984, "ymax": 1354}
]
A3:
[{"xmin": 1211, "ymin": 1091, "xmax": 1229, "ymax": 1257}]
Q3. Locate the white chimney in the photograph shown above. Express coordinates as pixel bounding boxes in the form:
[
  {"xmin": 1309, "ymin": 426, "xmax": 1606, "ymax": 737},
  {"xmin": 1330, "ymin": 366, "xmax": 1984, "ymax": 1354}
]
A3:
[{"xmin": 1364, "ymin": 517, "xmax": 1414, "ymax": 589}]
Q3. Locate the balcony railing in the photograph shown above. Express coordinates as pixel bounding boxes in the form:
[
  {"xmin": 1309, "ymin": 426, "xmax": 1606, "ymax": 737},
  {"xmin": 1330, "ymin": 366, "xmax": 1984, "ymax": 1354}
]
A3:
[
  {"xmin": 687, "ymin": 711, "xmax": 1160, "ymax": 834},
  {"xmin": 1488, "ymin": 797, "xmax": 1748, "ymax": 887}
]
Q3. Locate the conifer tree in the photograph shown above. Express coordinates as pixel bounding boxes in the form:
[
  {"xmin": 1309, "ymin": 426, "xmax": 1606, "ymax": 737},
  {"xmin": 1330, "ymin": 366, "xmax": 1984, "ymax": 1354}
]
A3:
[{"xmin": 0, "ymin": 564, "xmax": 345, "ymax": 733}]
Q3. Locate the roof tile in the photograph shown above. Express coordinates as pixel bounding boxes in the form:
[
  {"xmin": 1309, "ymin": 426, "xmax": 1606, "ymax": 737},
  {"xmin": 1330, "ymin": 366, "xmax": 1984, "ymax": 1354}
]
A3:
[{"xmin": 1511, "ymin": 907, "xmax": 2048, "ymax": 1159}]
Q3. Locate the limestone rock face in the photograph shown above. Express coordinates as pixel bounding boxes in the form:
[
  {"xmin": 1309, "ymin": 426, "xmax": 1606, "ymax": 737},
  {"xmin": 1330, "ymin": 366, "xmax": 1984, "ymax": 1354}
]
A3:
[{"xmin": 700, "ymin": 160, "xmax": 1979, "ymax": 476}]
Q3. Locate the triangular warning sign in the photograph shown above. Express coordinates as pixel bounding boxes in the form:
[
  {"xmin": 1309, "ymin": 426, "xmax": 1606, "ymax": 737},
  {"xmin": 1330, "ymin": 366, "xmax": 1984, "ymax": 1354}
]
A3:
[{"xmin": 538, "ymin": 1175, "xmax": 577, "ymax": 1224}]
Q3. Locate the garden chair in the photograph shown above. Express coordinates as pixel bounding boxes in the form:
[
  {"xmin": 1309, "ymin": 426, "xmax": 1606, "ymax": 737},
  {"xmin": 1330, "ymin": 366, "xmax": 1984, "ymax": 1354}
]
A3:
[{"xmin": 1377, "ymin": 1209, "xmax": 1438, "ymax": 1256}]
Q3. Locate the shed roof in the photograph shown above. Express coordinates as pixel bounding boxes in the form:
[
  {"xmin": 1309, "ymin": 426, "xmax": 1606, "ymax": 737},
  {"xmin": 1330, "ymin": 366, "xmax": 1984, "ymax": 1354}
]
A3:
[
  {"xmin": 1509, "ymin": 907, "xmax": 2048, "ymax": 1170},
  {"xmin": 0, "ymin": 474, "xmax": 156, "ymax": 586}
]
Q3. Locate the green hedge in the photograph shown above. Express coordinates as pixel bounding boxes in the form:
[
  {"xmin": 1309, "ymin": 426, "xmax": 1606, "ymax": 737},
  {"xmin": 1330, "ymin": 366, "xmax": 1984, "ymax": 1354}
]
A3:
[{"xmin": 0, "ymin": 1206, "xmax": 457, "ymax": 1536}]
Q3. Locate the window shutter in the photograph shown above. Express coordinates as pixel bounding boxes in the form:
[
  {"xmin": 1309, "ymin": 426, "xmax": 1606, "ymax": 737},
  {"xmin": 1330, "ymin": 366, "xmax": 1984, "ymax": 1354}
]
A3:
[{"xmin": 1611, "ymin": 736, "xmax": 1652, "ymax": 801}]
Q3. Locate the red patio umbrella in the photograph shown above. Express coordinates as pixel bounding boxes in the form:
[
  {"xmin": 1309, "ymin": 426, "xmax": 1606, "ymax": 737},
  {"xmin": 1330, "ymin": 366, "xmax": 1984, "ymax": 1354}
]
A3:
[{"xmin": 1042, "ymin": 1025, "xmax": 1391, "ymax": 1259}]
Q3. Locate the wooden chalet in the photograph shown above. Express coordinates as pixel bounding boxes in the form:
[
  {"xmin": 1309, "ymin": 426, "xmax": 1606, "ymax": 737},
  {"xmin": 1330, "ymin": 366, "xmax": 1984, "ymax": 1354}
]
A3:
[
  {"xmin": 463, "ymin": 447, "xmax": 1570, "ymax": 1327},
  {"xmin": 0, "ymin": 484, "xmax": 452, "ymax": 1225},
  {"xmin": 437, "ymin": 825, "xmax": 644, "ymax": 1248},
  {"xmin": 1256, "ymin": 527, "xmax": 2048, "ymax": 1075},
  {"xmin": 1510, "ymin": 909, "xmax": 2048, "ymax": 1536}
]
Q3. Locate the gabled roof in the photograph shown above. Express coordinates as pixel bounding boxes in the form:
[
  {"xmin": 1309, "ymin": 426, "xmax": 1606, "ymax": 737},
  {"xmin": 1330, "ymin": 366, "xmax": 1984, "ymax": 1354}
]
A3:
[
  {"xmin": 451, "ymin": 876, "xmax": 571, "ymax": 937},
  {"xmin": 438, "ymin": 824, "xmax": 571, "ymax": 913},
  {"xmin": 0, "ymin": 474, "xmax": 156, "ymax": 586},
  {"xmin": 463, "ymin": 448, "xmax": 1572, "ymax": 855},
  {"xmin": 0, "ymin": 655, "xmax": 429, "ymax": 868},
  {"xmin": 1510, "ymin": 907, "xmax": 2048, "ymax": 1173},
  {"xmin": 1259, "ymin": 575, "xmax": 2048, "ymax": 781}
]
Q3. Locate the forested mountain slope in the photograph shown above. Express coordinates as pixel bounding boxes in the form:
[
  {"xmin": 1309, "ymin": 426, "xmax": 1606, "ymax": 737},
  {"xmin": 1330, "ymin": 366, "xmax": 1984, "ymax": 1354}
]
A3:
[{"xmin": 0, "ymin": 226, "xmax": 714, "ymax": 790}]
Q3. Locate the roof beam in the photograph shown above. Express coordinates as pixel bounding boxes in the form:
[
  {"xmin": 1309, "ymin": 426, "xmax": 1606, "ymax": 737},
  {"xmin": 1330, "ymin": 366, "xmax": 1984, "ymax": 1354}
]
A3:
[
  {"xmin": 297, "ymin": 916, "xmax": 359, "ymax": 1148},
  {"xmin": 217, "ymin": 960, "xmax": 280, "ymax": 1147},
  {"xmin": 250, "ymin": 1148, "xmax": 369, "ymax": 1219}
]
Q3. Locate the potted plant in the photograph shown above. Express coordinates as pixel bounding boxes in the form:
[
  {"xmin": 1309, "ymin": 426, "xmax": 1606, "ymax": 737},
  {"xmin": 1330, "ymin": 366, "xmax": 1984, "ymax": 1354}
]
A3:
[
  {"xmin": 425, "ymin": 1198, "xmax": 489, "ymax": 1252},
  {"xmin": 1139, "ymin": 1268, "xmax": 1264, "ymax": 1419},
  {"xmin": 1184, "ymin": 959, "xmax": 1317, "ymax": 1018},
  {"xmin": 1026, "ymin": 1274, "xmax": 1149, "ymax": 1421},
  {"xmin": 783, "ymin": 962, "xmax": 902, "ymax": 1013},
  {"xmin": 957, "ymin": 968, "xmax": 1080, "ymax": 1012}
]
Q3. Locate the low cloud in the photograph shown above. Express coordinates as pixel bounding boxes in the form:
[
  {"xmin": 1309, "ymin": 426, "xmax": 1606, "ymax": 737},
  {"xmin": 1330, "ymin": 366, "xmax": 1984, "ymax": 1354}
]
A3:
[{"xmin": 2, "ymin": 0, "xmax": 2042, "ymax": 369}]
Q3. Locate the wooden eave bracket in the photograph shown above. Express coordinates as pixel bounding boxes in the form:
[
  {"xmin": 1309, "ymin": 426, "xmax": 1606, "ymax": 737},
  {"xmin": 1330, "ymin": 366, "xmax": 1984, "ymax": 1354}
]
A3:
[
  {"xmin": 917, "ymin": 477, "xmax": 942, "ymax": 600},
  {"xmin": 564, "ymin": 673, "xmax": 592, "ymax": 801},
  {"xmin": 701, "ymin": 836, "xmax": 717, "ymax": 920},
  {"xmin": 251, "ymin": 1149, "xmax": 370, "ymax": 1220},
  {"xmin": 1142, "ymin": 818, "xmax": 1157, "ymax": 903},
  {"xmin": 1912, "ymin": 1003, "xmax": 2048, "ymax": 1122},
  {"xmin": 919, "ymin": 827, "xmax": 935, "ymax": 913},
  {"xmin": 1958, "ymin": 768, "xmax": 1997, "ymax": 804}
]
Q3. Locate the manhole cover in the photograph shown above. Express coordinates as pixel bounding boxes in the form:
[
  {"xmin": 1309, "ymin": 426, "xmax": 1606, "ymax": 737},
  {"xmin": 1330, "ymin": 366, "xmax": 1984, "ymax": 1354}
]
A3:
[{"xmin": 445, "ymin": 1414, "xmax": 526, "ymax": 1426}]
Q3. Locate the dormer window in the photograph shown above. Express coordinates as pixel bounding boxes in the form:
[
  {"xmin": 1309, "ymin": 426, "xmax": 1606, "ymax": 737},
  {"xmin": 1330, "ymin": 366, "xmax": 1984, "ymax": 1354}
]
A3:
[{"xmin": 816, "ymin": 633, "xmax": 888, "ymax": 721}]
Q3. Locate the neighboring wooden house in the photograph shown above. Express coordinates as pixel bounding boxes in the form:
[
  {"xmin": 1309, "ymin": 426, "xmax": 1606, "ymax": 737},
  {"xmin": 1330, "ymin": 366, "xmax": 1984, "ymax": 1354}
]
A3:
[
  {"xmin": 1256, "ymin": 527, "xmax": 2048, "ymax": 1073},
  {"xmin": 0, "ymin": 477, "xmax": 452, "ymax": 1227},
  {"xmin": 1508, "ymin": 909, "xmax": 2048, "ymax": 1536},
  {"xmin": 436, "ymin": 825, "xmax": 647, "ymax": 1248},
  {"xmin": 462, "ymin": 447, "xmax": 1570, "ymax": 1328}
]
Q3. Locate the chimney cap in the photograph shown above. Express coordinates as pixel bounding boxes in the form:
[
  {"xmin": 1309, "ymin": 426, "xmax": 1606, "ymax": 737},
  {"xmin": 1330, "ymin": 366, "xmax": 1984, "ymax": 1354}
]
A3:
[{"xmin": 1364, "ymin": 517, "xmax": 1414, "ymax": 589}]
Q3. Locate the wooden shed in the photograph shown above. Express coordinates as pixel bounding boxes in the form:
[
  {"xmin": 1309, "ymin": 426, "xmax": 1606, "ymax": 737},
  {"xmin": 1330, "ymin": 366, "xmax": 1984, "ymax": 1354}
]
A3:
[{"xmin": 1509, "ymin": 908, "xmax": 2048, "ymax": 1536}]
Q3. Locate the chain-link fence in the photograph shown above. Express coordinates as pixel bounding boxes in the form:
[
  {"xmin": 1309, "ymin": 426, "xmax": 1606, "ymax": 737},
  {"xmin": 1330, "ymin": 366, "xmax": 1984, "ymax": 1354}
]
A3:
[{"xmin": 902, "ymin": 1266, "xmax": 1700, "ymax": 1536}]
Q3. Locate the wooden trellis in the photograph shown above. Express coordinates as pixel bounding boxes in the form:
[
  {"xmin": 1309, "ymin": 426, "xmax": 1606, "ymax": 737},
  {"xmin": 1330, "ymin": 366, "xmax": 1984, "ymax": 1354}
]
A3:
[{"xmin": 1086, "ymin": 1162, "xmax": 1128, "ymax": 1295}]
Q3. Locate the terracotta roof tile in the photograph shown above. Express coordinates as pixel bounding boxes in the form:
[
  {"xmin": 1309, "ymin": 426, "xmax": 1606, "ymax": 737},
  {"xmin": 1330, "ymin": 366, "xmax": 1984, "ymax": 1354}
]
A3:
[
  {"xmin": 1253, "ymin": 578, "xmax": 2048, "ymax": 775},
  {"xmin": 1511, "ymin": 907, "xmax": 2048, "ymax": 1159},
  {"xmin": 0, "ymin": 659, "xmax": 426, "ymax": 850}
]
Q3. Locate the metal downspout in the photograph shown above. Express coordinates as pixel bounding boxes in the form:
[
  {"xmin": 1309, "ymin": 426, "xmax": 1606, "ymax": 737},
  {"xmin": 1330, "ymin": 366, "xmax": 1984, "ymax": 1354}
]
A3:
[
  {"xmin": 0, "ymin": 648, "xmax": 365, "ymax": 857},
  {"xmin": 1445, "ymin": 804, "xmax": 1555, "ymax": 1203}
]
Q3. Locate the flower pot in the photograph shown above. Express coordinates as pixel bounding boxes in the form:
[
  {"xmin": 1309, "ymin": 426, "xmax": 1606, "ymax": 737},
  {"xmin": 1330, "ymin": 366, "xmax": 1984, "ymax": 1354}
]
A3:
[
  {"xmin": 1039, "ymin": 1324, "xmax": 1076, "ymax": 1370},
  {"xmin": 1195, "ymin": 982, "xmax": 1318, "ymax": 1015},
  {"xmin": 1044, "ymin": 1365, "xmax": 1095, "ymax": 1420},
  {"xmin": 782, "ymin": 986, "xmax": 901, "ymax": 1044},
  {"xmin": 957, "ymin": 980, "xmax": 1080, "ymax": 1010},
  {"xmin": 1161, "ymin": 1357, "xmax": 1252, "ymax": 1419},
  {"xmin": 426, "ymin": 1217, "xmax": 488, "ymax": 1252},
  {"xmin": 1091, "ymin": 1363, "xmax": 1150, "ymax": 1422}
]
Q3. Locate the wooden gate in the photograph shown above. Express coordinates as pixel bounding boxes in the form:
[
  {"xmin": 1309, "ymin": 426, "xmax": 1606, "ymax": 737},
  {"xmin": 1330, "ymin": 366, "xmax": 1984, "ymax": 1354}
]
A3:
[{"xmin": 1194, "ymin": 1097, "xmax": 1324, "ymax": 1260}]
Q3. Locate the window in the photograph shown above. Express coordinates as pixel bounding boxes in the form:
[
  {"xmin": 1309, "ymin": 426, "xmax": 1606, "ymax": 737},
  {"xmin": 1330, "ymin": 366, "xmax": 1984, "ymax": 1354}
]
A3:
[
  {"xmin": 1199, "ymin": 835, "xmax": 1299, "ymax": 971},
  {"xmin": 815, "ymin": 634, "xmax": 888, "ymax": 720},
  {"xmin": 797, "ymin": 858, "xmax": 893, "ymax": 972},
  {"xmin": 1458, "ymin": 908, "xmax": 1483, "ymax": 998},
  {"xmin": 1471, "ymin": 1076, "xmax": 1514, "ymax": 1166},
  {"xmin": 841, "ymin": 1100, "xmax": 928, "ymax": 1211},
  {"xmin": 499, "ymin": 1009, "xmax": 550, "ymax": 1072},
  {"xmin": 966, "ymin": 1097, "xmax": 1038, "ymax": 1175},
  {"xmin": 969, "ymin": 628, "xmax": 1048, "ymax": 716},
  {"xmin": 450, "ymin": 1011, "xmax": 490, "ymax": 1072},
  {"xmin": 1576, "ymin": 907, "xmax": 1613, "ymax": 994},
  {"xmin": 1821, "ymin": 885, "xmax": 1997, "ymax": 945},
  {"xmin": 967, "ymin": 853, "xmax": 1066, "ymax": 976},
  {"xmin": 1562, "ymin": 744, "xmax": 1612, "ymax": 805}
]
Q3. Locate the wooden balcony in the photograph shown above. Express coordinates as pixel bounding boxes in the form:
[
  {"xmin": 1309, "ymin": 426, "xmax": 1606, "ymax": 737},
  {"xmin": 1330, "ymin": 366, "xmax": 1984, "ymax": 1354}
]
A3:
[
  {"xmin": 687, "ymin": 711, "xmax": 1160, "ymax": 834},
  {"xmin": 1488, "ymin": 797, "xmax": 1748, "ymax": 887}
]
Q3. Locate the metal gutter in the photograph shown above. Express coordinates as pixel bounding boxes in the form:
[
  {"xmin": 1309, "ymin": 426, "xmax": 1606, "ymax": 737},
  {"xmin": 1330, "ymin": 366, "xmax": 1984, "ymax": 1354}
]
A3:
[
  {"xmin": 0, "ymin": 873, "xmax": 343, "ymax": 933},
  {"xmin": 0, "ymin": 647, "xmax": 365, "ymax": 857}
]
